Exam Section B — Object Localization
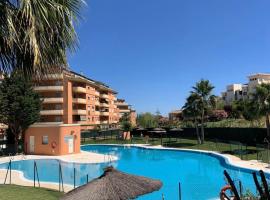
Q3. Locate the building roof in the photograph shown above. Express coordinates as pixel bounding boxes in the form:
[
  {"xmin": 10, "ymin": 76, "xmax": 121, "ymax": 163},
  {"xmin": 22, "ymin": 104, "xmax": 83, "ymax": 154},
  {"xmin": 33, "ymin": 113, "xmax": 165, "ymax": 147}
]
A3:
[
  {"xmin": 248, "ymin": 73, "xmax": 270, "ymax": 79},
  {"xmin": 68, "ymin": 69, "xmax": 117, "ymax": 94}
]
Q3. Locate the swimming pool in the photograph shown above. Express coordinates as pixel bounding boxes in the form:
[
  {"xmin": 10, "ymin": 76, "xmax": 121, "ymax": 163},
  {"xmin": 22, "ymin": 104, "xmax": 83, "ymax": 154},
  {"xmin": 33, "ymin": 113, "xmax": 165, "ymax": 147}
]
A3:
[{"xmin": 0, "ymin": 145, "xmax": 266, "ymax": 199}]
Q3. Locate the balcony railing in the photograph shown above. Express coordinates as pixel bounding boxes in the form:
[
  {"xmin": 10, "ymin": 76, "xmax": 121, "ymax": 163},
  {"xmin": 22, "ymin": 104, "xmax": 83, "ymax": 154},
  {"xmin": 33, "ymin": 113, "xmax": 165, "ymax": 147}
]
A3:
[
  {"xmin": 72, "ymin": 87, "xmax": 86, "ymax": 93},
  {"xmin": 100, "ymin": 103, "xmax": 109, "ymax": 107},
  {"xmin": 34, "ymin": 86, "xmax": 64, "ymax": 92},
  {"xmin": 44, "ymin": 74, "xmax": 63, "ymax": 80},
  {"xmin": 100, "ymin": 111, "xmax": 109, "ymax": 116},
  {"xmin": 73, "ymin": 98, "xmax": 86, "ymax": 104},
  {"xmin": 120, "ymin": 109, "xmax": 131, "ymax": 113},
  {"xmin": 73, "ymin": 109, "xmax": 87, "ymax": 115},
  {"xmin": 40, "ymin": 110, "xmax": 64, "ymax": 115},
  {"xmin": 42, "ymin": 98, "xmax": 64, "ymax": 104},
  {"xmin": 95, "ymin": 101, "xmax": 100, "ymax": 106},
  {"xmin": 95, "ymin": 91, "xmax": 100, "ymax": 96},
  {"xmin": 95, "ymin": 111, "xmax": 100, "ymax": 115},
  {"xmin": 100, "ymin": 94, "xmax": 108, "ymax": 99}
]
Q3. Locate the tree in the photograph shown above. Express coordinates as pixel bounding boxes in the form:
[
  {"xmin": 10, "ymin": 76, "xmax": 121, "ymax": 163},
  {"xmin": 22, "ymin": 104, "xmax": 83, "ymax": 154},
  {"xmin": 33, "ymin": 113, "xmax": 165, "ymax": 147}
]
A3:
[
  {"xmin": 0, "ymin": 71, "xmax": 42, "ymax": 152},
  {"xmin": 182, "ymin": 93, "xmax": 202, "ymax": 144},
  {"xmin": 191, "ymin": 79, "xmax": 215, "ymax": 144},
  {"xmin": 137, "ymin": 113, "xmax": 158, "ymax": 129},
  {"xmin": 251, "ymin": 84, "xmax": 270, "ymax": 137},
  {"xmin": 120, "ymin": 113, "xmax": 132, "ymax": 132},
  {"xmin": 0, "ymin": 0, "xmax": 84, "ymax": 77}
]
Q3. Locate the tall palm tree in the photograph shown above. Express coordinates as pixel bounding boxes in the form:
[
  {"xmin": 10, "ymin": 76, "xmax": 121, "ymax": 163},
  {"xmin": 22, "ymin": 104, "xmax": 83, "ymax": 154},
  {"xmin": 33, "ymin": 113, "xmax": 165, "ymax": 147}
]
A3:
[
  {"xmin": 182, "ymin": 93, "xmax": 202, "ymax": 144},
  {"xmin": 0, "ymin": 0, "xmax": 84, "ymax": 77},
  {"xmin": 252, "ymin": 83, "xmax": 270, "ymax": 137},
  {"xmin": 191, "ymin": 79, "xmax": 215, "ymax": 144}
]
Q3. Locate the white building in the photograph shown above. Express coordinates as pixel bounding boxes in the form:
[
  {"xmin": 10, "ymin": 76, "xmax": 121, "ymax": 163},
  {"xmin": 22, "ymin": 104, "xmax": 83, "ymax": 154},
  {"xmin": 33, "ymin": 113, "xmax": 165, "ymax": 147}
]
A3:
[{"xmin": 222, "ymin": 73, "xmax": 270, "ymax": 105}]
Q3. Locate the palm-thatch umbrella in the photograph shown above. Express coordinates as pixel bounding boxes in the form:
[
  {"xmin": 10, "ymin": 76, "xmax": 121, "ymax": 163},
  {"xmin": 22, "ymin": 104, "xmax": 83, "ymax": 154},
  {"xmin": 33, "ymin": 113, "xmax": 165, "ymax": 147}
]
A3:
[
  {"xmin": 169, "ymin": 127, "xmax": 183, "ymax": 132},
  {"xmin": 148, "ymin": 128, "xmax": 166, "ymax": 133},
  {"xmin": 61, "ymin": 166, "xmax": 162, "ymax": 200}
]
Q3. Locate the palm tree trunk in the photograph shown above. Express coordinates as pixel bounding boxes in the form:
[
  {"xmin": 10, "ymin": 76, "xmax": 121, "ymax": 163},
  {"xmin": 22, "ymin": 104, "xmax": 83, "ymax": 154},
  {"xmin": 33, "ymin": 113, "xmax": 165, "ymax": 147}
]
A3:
[
  {"xmin": 201, "ymin": 110, "xmax": 205, "ymax": 144},
  {"xmin": 266, "ymin": 114, "xmax": 270, "ymax": 137},
  {"xmin": 195, "ymin": 119, "xmax": 201, "ymax": 144}
]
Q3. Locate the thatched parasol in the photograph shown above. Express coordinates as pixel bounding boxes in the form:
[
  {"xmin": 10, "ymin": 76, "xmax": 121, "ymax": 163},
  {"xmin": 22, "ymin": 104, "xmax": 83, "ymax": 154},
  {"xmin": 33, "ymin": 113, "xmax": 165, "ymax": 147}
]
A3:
[
  {"xmin": 169, "ymin": 127, "xmax": 183, "ymax": 132},
  {"xmin": 148, "ymin": 128, "xmax": 166, "ymax": 133},
  {"xmin": 61, "ymin": 166, "xmax": 162, "ymax": 200}
]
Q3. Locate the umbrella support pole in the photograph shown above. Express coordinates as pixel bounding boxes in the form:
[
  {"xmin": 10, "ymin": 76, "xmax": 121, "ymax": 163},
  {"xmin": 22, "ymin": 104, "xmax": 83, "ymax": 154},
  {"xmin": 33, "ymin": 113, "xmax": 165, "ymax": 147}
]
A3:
[{"xmin": 59, "ymin": 163, "xmax": 64, "ymax": 192}]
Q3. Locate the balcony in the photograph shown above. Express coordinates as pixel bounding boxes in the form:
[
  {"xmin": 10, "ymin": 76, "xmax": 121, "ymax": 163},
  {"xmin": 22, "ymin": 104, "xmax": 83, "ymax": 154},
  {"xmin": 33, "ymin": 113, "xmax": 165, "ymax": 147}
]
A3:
[
  {"xmin": 100, "ymin": 94, "xmax": 108, "ymax": 99},
  {"xmin": 100, "ymin": 111, "xmax": 109, "ymax": 116},
  {"xmin": 101, "ymin": 120, "xmax": 108, "ymax": 124},
  {"xmin": 73, "ymin": 98, "xmax": 86, "ymax": 104},
  {"xmin": 95, "ymin": 111, "xmax": 100, "ymax": 115},
  {"xmin": 44, "ymin": 74, "xmax": 63, "ymax": 80},
  {"xmin": 42, "ymin": 98, "xmax": 64, "ymax": 104},
  {"xmin": 120, "ymin": 109, "xmax": 131, "ymax": 113},
  {"xmin": 100, "ymin": 103, "xmax": 109, "ymax": 107},
  {"xmin": 34, "ymin": 86, "xmax": 64, "ymax": 92},
  {"xmin": 95, "ymin": 91, "xmax": 100, "ymax": 96},
  {"xmin": 95, "ymin": 101, "xmax": 100, "ymax": 106},
  {"xmin": 73, "ymin": 109, "xmax": 87, "ymax": 115},
  {"xmin": 74, "ymin": 121, "xmax": 87, "ymax": 124},
  {"xmin": 95, "ymin": 121, "xmax": 101, "ymax": 124},
  {"xmin": 40, "ymin": 110, "xmax": 64, "ymax": 115},
  {"xmin": 72, "ymin": 87, "xmax": 86, "ymax": 93}
]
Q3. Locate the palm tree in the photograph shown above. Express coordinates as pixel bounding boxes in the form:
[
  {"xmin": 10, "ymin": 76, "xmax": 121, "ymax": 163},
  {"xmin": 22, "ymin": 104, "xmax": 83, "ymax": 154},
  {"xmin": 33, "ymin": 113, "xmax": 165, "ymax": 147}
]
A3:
[
  {"xmin": 252, "ymin": 83, "xmax": 270, "ymax": 136},
  {"xmin": 182, "ymin": 93, "xmax": 202, "ymax": 144},
  {"xmin": 0, "ymin": 0, "xmax": 84, "ymax": 77},
  {"xmin": 191, "ymin": 79, "xmax": 215, "ymax": 144}
]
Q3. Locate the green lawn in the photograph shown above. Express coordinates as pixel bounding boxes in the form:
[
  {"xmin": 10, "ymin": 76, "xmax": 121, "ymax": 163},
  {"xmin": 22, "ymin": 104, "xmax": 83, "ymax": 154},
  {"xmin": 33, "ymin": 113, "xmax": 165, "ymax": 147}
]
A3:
[
  {"xmin": 82, "ymin": 136, "xmax": 269, "ymax": 163},
  {"xmin": 0, "ymin": 185, "xmax": 63, "ymax": 200}
]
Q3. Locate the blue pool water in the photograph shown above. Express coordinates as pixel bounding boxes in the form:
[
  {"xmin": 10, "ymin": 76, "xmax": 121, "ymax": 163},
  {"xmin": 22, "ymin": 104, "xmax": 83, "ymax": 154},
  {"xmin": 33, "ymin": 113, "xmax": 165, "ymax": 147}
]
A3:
[{"xmin": 0, "ymin": 145, "xmax": 267, "ymax": 199}]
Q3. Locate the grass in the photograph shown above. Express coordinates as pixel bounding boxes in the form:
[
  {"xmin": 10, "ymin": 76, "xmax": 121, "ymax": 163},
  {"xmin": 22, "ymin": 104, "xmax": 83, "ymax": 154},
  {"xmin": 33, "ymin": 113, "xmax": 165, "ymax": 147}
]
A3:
[
  {"xmin": 82, "ymin": 136, "xmax": 270, "ymax": 163},
  {"xmin": 0, "ymin": 185, "xmax": 63, "ymax": 200}
]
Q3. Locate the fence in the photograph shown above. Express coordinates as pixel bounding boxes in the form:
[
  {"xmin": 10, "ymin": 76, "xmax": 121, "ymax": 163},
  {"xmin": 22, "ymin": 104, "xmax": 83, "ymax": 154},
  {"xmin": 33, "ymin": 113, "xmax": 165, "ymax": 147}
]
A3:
[
  {"xmin": 2, "ymin": 159, "xmax": 91, "ymax": 192},
  {"xmin": 81, "ymin": 129, "xmax": 121, "ymax": 143}
]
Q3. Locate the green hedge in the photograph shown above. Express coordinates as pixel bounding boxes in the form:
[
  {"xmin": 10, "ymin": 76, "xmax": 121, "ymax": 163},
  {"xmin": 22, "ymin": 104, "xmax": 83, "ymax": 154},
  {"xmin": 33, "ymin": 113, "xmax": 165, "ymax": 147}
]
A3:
[
  {"xmin": 176, "ymin": 128, "xmax": 267, "ymax": 145},
  {"xmin": 132, "ymin": 128, "xmax": 267, "ymax": 145}
]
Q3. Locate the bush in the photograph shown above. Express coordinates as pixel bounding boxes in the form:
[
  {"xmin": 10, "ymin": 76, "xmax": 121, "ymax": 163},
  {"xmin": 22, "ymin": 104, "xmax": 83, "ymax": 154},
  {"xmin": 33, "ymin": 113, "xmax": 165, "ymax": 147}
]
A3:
[{"xmin": 208, "ymin": 110, "xmax": 228, "ymax": 121}]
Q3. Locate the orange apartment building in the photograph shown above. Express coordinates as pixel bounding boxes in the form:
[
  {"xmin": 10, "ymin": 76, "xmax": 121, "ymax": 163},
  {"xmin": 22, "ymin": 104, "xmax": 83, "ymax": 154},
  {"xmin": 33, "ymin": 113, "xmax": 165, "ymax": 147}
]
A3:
[
  {"xmin": 115, "ymin": 99, "xmax": 137, "ymax": 127},
  {"xmin": 24, "ymin": 69, "xmax": 120, "ymax": 155}
]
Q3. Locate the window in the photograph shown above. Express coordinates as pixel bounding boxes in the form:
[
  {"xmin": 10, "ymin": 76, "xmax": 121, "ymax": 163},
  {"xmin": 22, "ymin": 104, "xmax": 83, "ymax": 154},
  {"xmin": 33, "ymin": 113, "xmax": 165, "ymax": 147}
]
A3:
[{"xmin": 42, "ymin": 136, "xmax": 48, "ymax": 145}]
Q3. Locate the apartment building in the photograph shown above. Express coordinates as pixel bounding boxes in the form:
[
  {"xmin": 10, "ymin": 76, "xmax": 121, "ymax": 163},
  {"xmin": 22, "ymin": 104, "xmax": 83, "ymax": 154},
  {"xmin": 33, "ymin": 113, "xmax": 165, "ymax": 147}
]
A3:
[
  {"xmin": 24, "ymin": 69, "xmax": 120, "ymax": 155},
  {"xmin": 222, "ymin": 73, "xmax": 270, "ymax": 105},
  {"xmin": 115, "ymin": 99, "xmax": 137, "ymax": 126},
  {"xmin": 221, "ymin": 84, "xmax": 248, "ymax": 105},
  {"xmin": 34, "ymin": 70, "xmax": 119, "ymax": 128}
]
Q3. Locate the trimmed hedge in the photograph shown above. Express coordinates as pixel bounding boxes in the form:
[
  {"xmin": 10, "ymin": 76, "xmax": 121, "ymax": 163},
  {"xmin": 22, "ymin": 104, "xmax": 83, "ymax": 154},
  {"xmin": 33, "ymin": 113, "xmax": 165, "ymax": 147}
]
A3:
[
  {"xmin": 132, "ymin": 128, "xmax": 268, "ymax": 145},
  {"xmin": 179, "ymin": 128, "xmax": 267, "ymax": 145}
]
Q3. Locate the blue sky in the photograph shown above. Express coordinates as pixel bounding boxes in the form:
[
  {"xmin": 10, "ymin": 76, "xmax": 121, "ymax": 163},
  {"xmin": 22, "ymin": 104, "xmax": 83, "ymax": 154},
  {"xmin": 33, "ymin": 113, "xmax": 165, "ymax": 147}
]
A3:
[{"xmin": 68, "ymin": 0, "xmax": 270, "ymax": 116}]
